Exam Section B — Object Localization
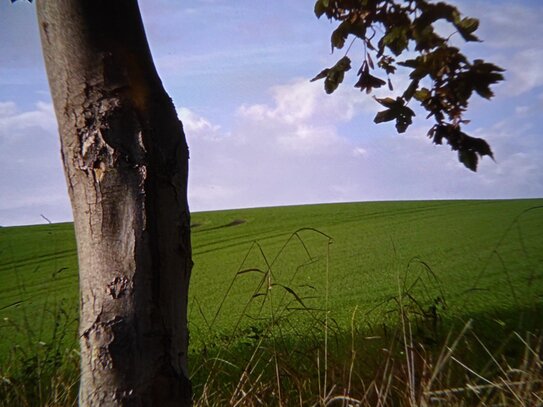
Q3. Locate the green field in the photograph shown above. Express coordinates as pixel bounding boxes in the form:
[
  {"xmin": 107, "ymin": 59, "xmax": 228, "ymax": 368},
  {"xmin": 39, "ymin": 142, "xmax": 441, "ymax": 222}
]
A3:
[
  {"xmin": 1, "ymin": 199, "xmax": 543, "ymax": 405},
  {"xmin": 1, "ymin": 199, "xmax": 542, "ymax": 359}
]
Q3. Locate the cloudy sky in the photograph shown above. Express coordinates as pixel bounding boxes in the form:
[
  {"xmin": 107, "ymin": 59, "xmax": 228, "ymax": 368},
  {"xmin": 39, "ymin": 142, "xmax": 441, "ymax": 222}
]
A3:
[{"xmin": 1, "ymin": 0, "xmax": 542, "ymax": 226}]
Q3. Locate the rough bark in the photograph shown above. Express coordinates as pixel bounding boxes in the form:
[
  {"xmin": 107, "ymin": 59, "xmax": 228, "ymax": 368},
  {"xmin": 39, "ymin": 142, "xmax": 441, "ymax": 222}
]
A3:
[{"xmin": 37, "ymin": 1, "xmax": 192, "ymax": 405}]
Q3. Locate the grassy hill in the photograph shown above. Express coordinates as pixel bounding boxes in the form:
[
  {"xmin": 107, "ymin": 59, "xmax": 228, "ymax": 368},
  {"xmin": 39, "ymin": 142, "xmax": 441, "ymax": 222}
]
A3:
[
  {"xmin": 1, "ymin": 199, "xmax": 542, "ymax": 353},
  {"xmin": 1, "ymin": 199, "xmax": 542, "ymax": 404}
]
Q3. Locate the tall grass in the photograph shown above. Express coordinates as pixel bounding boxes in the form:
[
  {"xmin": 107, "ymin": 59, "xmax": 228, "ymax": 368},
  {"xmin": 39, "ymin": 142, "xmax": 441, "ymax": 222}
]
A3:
[
  {"xmin": 0, "ymin": 205, "xmax": 541, "ymax": 406},
  {"xmin": 0, "ymin": 220, "xmax": 79, "ymax": 407},
  {"xmin": 189, "ymin": 226, "xmax": 542, "ymax": 406},
  {"xmin": 0, "ymin": 301, "xmax": 79, "ymax": 407}
]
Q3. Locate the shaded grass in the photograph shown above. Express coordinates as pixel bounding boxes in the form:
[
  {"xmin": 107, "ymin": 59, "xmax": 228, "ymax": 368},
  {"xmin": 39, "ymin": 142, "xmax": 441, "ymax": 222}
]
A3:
[
  {"xmin": 0, "ymin": 300, "xmax": 79, "ymax": 407},
  {"xmin": 188, "ymin": 242, "xmax": 543, "ymax": 406},
  {"xmin": 186, "ymin": 203, "xmax": 543, "ymax": 404},
  {"xmin": 188, "ymin": 310, "xmax": 543, "ymax": 406}
]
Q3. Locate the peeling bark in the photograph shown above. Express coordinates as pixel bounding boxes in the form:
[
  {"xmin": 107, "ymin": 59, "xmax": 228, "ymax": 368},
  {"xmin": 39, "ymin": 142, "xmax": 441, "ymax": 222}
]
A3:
[{"xmin": 37, "ymin": 1, "xmax": 192, "ymax": 405}]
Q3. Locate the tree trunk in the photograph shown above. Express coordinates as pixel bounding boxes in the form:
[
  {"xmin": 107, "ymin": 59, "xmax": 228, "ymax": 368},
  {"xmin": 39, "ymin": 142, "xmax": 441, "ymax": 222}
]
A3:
[{"xmin": 37, "ymin": 1, "xmax": 192, "ymax": 405}]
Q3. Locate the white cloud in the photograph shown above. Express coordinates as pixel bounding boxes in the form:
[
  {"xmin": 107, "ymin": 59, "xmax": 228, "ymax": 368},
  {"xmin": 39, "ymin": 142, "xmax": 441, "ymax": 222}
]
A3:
[
  {"xmin": 233, "ymin": 79, "xmax": 375, "ymax": 157},
  {"xmin": 0, "ymin": 102, "xmax": 69, "ymax": 226},
  {"xmin": 185, "ymin": 79, "xmax": 370, "ymax": 210},
  {"xmin": 276, "ymin": 124, "xmax": 341, "ymax": 155},
  {"xmin": 0, "ymin": 102, "xmax": 17, "ymax": 117},
  {"xmin": 177, "ymin": 107, "xmax": 221, "ymax": 135},
  {"xmin": 352, "ymin": 147, "xmax": 367, "ymax": 157},
  {"xmin": 238, "ymin": 79, "xmax": 371, "ymax": 125},
  {"xmin": 0, "ymin": 101, "xmax": 56, "ymax": 142},
  {"xmin": 471, "ymin": 120, "xmax": 543, "ymax": 196},
  {"xmin": 183, "ymin": 78, "xmax": 543, "ymax": 213},
  {"xmin": 502, "ymin": 48, "xmax": 543, "ymax": 96}
]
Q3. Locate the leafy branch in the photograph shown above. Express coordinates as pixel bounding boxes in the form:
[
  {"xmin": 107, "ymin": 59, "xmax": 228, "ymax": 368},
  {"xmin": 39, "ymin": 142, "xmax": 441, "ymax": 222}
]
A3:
[{"xmin": 311, "ymin": 0, "xmax": 504, "ymax": 171}]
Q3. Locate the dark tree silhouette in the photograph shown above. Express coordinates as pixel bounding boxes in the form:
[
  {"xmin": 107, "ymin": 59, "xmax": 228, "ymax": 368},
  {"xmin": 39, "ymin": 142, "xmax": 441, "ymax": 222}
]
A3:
[{"xmin": 312, "ymin": 0, "xmax": 504, "ymax": 171}]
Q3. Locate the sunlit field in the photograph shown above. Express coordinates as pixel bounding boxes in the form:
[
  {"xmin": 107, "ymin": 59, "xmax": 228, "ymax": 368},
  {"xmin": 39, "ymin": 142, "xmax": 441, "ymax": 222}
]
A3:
[{"xmin": 1, "ymin": 199, "xmax": 542, "ymax": 405}]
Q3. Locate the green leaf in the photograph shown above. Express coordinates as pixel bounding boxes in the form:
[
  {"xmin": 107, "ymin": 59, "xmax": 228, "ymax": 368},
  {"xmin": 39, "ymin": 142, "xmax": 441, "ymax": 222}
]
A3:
[
  {"xmin": 412, "ymin": 25, "xmax": 445, "ymax": 51},
  {"xmin": 468, "ymin": 60, "xmax": 505, "ymax": 99},
  {"xmin": 458, "ymin": 17, "xmax": 479, "ymax": 32},
  {"xmin": 331, "ymin": 19, "xmax": 367, "ymax": 50},
  {"xmin": 459, "ymin": 149, "xmax": 478, "ymax": 171},
  {"xmin": 373, "ymin": 98, "xmax": 415, "ymax": 133},
  {"xmin": 334, "ymin": 56, "xmax": 352, "ymax": 71},
  {"xmin": 398, "ymin": 59, "xmax": 418, "ymax": 69},
  {"xmin": 414, "ymin": 88, "xmax": 431, "ymax": 102},
  {"xmin": 331, "ymin": 29, "xmax": 347, "ymax": 50},
  {"xmin": 381, "ymin": 26, "xmax": 409, "ymax": 56},
  {"xmin": 325, "ymin": 70, "xmax": 345, "ymax": 94},
  {"xmin": 311, "ymin": 57, "xmax": 351, "ymax": 94},
  {"xmin": 403, "ymin": 79, "xmax": 420, "ymax": 101},
  {"xmin": 355, "ymin": 64, "xmax": 386, "ymax": 93},
  {"xmin": 378, "ymin": 56, "xmax": 396, "ymax": 75},
  {"xmin": 310, "ymin": 69, "xmax": 330, "ymax": 82},
  {"xmin": 474, "ymin": 84, "xmax": 494, "ymax": 99},
  {"xmin": 454, "ymin": 17, "xmax": 480, "ymax": 42},
  {"xmin": 374, "ymin": 109, "xmax": 396, "ymax": 123},
  {"xmin": 314, "ymin": 0, "xmax": 326, "ymax": 18},
  {"xmin": 395, "ymin": 105, "xmax": 416, "ymax": 133},
  {"xmin": 375, "ymin": 97, "xmax": 398, "ymax": 108},
  {"xmin": 463, "ymin": 136, "xmax": 494, "ymax": 159},
  {"xmin": 417, "ymin": 2, "xmax": 459, "ymax": 25}
]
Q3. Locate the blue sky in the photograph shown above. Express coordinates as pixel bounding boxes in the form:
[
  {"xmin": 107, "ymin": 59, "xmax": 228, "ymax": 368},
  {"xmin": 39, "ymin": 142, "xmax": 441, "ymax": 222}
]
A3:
[{"xmin": 1, "ymin": 0, "xmax": 542, "ymax": 226}]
